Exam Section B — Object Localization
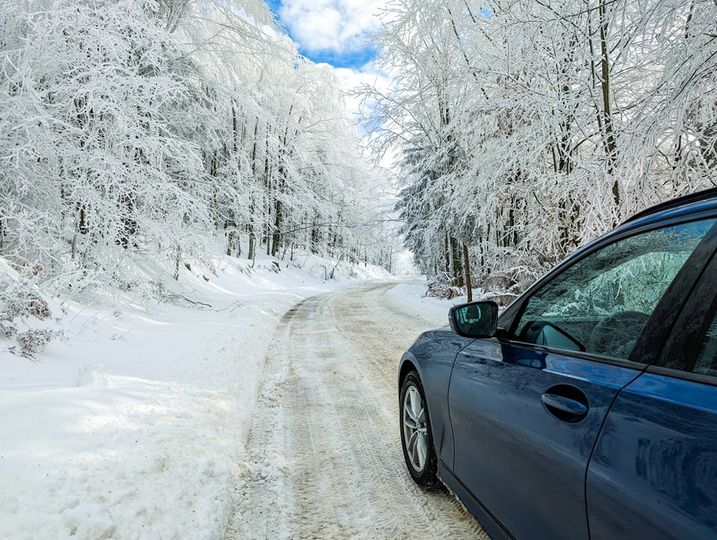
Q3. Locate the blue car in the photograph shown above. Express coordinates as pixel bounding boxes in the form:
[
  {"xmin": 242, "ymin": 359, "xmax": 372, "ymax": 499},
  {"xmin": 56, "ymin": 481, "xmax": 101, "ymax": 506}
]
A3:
[{"xmin": 398, "ymin": 189, "xmax": 717, "ymax": 540}]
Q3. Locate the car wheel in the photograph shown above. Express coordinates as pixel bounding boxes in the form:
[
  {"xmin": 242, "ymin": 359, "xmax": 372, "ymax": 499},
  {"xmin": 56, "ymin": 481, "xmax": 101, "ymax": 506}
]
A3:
[{"xmin": 400, "ymin": 371, "xmax": 438, "ymax": 487}]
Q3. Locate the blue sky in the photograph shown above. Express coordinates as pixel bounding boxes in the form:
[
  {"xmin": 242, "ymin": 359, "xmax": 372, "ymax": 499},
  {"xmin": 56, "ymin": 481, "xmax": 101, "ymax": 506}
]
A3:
[
  {"xmin": 266, "ymin": 0, "xmax": 382, "ymax": 70},
  {"xmin": 291, "ymin": 46, "xmax": 377, "ymax": 69},
  {"xmin": 264, "ymin": 0, "xmax": 394, "ymax": 126}
]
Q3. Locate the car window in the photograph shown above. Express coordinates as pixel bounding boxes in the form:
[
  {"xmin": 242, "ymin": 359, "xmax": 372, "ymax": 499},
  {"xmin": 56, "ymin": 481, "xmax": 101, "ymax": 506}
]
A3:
[
  {"xmin": 512, "ymin": 219, "xmax": 715, "ymax": 360},
  {"xmin": 694, "ymin": 312, "xmax": 717, "ymax": 378}
]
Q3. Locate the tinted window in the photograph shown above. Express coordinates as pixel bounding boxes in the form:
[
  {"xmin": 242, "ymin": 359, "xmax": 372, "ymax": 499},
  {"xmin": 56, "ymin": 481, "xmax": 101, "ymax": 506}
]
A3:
[
  {"xmin": 695, "ymin": 314, "xmax": 717, "ymax": 377},
  {"xmin": 513, "ymin": 219, "xmax": 715, "ymax": 360}
]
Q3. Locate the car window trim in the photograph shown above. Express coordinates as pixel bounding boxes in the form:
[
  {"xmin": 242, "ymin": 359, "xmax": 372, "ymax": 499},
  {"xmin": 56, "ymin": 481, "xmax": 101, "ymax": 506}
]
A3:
[
  {"xmin": 500, "ymin": 211, "xmax": 717, "ymax": 367},
  {"xmin": 644, "ymin": 365, "xmax": 717, "ymax": 388},
  {"xmin": 490, "ymin": 336, "xmax": 649, "ymax": 371}
]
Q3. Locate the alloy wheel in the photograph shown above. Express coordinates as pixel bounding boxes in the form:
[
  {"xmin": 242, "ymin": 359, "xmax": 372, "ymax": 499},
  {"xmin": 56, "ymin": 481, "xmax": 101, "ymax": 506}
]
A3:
[{"xmin": 402, "ymin": 384, "xmax": 429, "ymax": 472}]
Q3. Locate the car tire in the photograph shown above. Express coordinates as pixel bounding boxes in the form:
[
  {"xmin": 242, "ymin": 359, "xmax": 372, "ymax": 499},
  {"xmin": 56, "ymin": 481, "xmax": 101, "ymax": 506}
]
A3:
[{"xmin": 400, "ymin": 371, "xmax": 438, "ymax": 488}]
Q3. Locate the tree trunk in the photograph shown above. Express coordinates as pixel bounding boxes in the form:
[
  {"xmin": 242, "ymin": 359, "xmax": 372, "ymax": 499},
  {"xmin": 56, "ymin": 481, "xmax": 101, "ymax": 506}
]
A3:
[
  {"xmin": 449, "ymin": 236, "xmax": 463, "ymax": 287},
  {"xmin": 462, "ymin": 243, "xmax": 472, "ymax": 302},
  {"xmin": 248, "ymin": 117, "xmax": 259, "ymax": 261},
  {"xmin": 271, "ymin": 198, "xmax": 282, "ymax": 257},
  {"xmin": 444, "ymin": 233, "xmax": 451, "ymax": 276},
  {"xmin": 248, "ymin": 224, "xmax": 255, "ymax": 262},
  {"xmin": 598, "ymin": 0, "xmax": 619, "ymax": 209},
  {"xmin": 173, "ymin": 245, "xmax": 181, "ymax": 281}
]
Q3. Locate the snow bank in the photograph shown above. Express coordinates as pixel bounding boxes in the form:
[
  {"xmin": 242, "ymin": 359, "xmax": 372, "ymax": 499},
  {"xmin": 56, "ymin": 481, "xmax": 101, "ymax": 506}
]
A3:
[
  {"xmin": 0, "ymin": 251, "xmax": 390, "ymax": 539},
  {"xmin": 386, "ymin": 281, "xmax": 517, "ymax": 328},
  {"xmin": 385, "ymin": 281, "xmax": 499, "ymax": 327}
]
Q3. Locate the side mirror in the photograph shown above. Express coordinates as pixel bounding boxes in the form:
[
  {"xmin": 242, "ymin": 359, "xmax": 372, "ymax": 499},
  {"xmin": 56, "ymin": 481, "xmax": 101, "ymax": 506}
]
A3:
[{"xmin": 449, "ymin": 301, "xmax": 499, "ymax": 339}]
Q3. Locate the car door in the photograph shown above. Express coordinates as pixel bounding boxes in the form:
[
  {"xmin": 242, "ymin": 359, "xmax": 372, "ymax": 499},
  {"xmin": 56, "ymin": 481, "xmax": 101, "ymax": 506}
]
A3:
[
  {"xmin": 447, "ymin": 217, "xmax": 717, "ymax": 540},
  {"xmin": 586, "ymin": 247, "xmax": 717, "ymax": 539}
]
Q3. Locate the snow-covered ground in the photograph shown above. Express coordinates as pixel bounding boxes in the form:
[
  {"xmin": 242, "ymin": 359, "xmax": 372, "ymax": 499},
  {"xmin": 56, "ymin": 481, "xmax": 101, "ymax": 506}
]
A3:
[
  {"xmin": 387, "ymin": 282, "xmax": 498, "ymax": 324},
  {"xmin": 0, "ymin": 253, "xmax": 392, "ymax": 540},
  {"xmin": 387, "ymin": 282, "xmax": 459, "ymax": 324}
]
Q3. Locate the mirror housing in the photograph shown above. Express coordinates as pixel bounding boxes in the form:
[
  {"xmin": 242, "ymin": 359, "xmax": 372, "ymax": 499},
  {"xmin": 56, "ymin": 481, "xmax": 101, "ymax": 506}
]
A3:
[{"xmin": 449, "ymin": 301, "xmax": 499, "ymax": 339}]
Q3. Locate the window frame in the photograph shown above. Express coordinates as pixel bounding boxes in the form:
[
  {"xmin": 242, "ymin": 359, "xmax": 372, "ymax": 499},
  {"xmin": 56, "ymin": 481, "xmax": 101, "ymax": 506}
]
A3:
[
  {"xmin": 495, "ymin": 210, "xmax": 717, "ymax": 370},
  {"xmin": 651, "ymin": 248, "xmax": 717, "ymax": 387}
]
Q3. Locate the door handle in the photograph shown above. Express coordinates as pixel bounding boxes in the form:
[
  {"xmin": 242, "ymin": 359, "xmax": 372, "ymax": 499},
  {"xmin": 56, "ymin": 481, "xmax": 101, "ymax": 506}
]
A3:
[{"xmin": 541, "ymin": 384, "xmax": 589, "ymax": 423}]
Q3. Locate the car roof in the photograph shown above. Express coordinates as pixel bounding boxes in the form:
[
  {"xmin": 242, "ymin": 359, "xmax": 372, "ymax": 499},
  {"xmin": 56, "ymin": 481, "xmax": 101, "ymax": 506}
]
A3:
[{"xmin": 619, "ymin": 187, "xmax": 717, "ymax": 231}]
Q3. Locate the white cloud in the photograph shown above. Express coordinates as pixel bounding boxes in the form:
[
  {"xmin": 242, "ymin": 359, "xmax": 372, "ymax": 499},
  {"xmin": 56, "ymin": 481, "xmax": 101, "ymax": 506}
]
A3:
[
  {"xmin": 279, "ymin": 0, "xmax": 388, "ymax": 53},
  {"xmin": 332, "ymin": 63, "xmax": 390, "ymax": 120},
  {"xmin": 331, "ymin": 64, "xmax": 401, "ymax": 182},
  {"xmin": 276, "ymin": 2, "xmax": 396, "ymax": 125}
]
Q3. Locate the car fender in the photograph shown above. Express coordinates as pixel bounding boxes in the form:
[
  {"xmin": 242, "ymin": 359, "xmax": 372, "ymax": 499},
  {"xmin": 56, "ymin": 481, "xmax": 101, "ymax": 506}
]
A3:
[{"xmin": 399, "ymin": 329, "xmax": 474, "ymax": 470}]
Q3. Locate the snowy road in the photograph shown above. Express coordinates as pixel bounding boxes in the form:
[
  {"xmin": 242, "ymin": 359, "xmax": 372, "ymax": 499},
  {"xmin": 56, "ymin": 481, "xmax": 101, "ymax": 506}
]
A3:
[{"xmin": 225, "ymin": 283, "xmax": 487, "ymax": 539}]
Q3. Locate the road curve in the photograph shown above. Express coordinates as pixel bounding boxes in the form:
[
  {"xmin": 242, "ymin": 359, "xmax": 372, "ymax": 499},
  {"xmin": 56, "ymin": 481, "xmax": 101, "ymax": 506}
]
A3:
[{"xmin": 224, "ymin": 283, "xmax": 487, "ymax": 539}]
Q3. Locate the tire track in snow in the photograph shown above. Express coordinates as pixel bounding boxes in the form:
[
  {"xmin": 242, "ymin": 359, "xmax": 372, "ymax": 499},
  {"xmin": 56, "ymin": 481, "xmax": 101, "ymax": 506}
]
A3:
[{"xmin": 225, "ymin": 284, "xmax": 485, "ymax": 539}]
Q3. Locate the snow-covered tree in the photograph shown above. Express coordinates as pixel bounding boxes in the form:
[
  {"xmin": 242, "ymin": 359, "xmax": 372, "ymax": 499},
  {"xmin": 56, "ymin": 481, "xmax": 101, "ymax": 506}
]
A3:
[
  {"xmin": 365, "ymin": 0, "xmax": 717, "ymax": 295},
  {"xmin": 0, "ymin": 0, "xmax": 393, "ymax": 294}
]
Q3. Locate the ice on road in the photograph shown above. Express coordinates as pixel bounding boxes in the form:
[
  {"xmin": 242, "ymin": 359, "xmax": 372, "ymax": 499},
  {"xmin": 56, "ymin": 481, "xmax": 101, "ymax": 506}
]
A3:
[{"xmin": 225, "ymin": 283, "xmax": 487, "ymax": 539}]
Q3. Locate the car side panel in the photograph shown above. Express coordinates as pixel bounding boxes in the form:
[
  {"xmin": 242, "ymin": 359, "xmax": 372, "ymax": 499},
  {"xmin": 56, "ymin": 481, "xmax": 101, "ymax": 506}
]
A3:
[
  {"xmin": 586, "ymin": 372, "xmax": 717, "ymax": 539},
  {"xmin": 449, "ymin": 339, "xmax": 642, "ymax": 540},
  {"xmin": 401, "ymin": 329, "xmax": 472, "ymax": 467}
]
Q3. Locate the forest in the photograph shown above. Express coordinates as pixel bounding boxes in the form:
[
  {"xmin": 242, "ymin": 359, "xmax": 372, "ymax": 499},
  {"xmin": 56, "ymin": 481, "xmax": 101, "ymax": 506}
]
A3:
[
  {"xmin": 0, "ymin": 0, "xmax": 393, "ymax": 297},
  {"xmin": 364, "ymin": 0, "xmax": 717, "ymax": 298},
  {"xmin": 1, "ymin": 0, "xmax": 716, "ymax": 301}
]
